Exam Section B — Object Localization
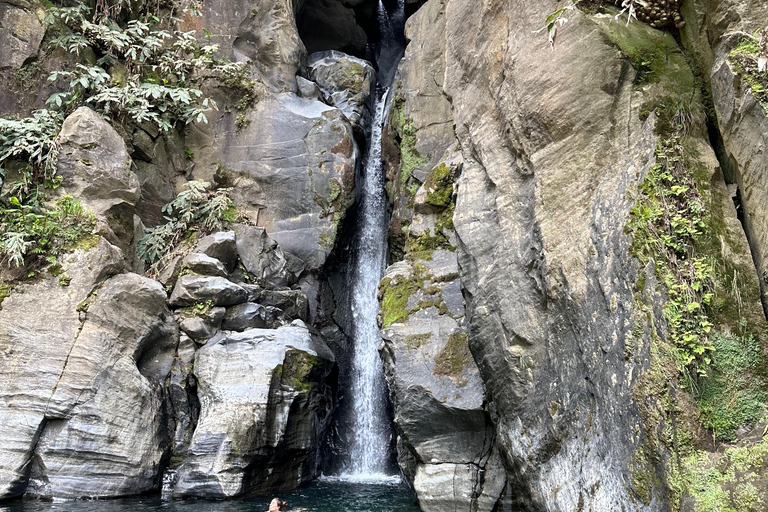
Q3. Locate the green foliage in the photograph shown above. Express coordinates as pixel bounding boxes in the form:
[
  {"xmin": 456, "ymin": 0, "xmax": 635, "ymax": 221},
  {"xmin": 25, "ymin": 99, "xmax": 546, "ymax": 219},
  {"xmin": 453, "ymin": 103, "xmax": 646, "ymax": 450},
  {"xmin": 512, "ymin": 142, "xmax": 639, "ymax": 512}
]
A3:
[
  {"xmin": 627, "ymin": 133, "xmax": 715, "ymax": 370},
  {"xmin": 433, "ymin": 331, "xmax": 471, "ymax": 378},
  {"xmin": 681, "ymin": 438, "xmax": 768, "ymax": 512},
  {"xmin": 43, "ymin": 5, "xmax": 249, "ymax": 131},
  {"xmin": 0, "ymin": 194, "xmax": 96, "ymax": 268},
  {"xmin": 0, "ymin": 110, "xmax": 63, "ymax": 194},
  {"xmin": 137, "ymin": 180, "xmax": 238, "ymax": 265},
  {"xmin": 695, "ymin": 331, "xmax": 766, "ymax": 442},
  {"xmin": 180, "ymin": 299, "xmax": 215, "ymax": 318},
  {"xmin": 730, "ymin": 32, "xmax": 768, "ymax": 114}
]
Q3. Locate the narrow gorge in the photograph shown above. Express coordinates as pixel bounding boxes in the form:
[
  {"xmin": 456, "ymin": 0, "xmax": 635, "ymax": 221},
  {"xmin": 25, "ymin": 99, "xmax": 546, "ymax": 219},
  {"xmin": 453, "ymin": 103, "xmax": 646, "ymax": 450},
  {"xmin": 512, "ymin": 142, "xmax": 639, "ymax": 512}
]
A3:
[{"xmin": 2, "ymin": 0, "xmax": 768, "ymax": 511}]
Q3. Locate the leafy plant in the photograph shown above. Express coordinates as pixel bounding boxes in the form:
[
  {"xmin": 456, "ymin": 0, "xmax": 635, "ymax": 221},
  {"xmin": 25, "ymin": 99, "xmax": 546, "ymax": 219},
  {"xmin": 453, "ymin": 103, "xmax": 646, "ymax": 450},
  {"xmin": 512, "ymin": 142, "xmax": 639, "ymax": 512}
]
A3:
[
  {"xmin": 0, "ymin": 194, "xmax": 96, "ymax": 268},
  {"xmin": 43, "ymin": 5, "xmax": 250, "ymax": 131},
  {"xmin": 538, "ymin": 0, "xmax": 646, "ymax": 48},
  {"xmin": 627, "ymin": 130, "xmax": 715, "ymax": 370},
  {"xmin": 137, "ymin": 180, "xmax": 238, "ymax": 265},
  {"xmin": 0, "ymin": 110, "xmax": 63, "ymax": 195}
]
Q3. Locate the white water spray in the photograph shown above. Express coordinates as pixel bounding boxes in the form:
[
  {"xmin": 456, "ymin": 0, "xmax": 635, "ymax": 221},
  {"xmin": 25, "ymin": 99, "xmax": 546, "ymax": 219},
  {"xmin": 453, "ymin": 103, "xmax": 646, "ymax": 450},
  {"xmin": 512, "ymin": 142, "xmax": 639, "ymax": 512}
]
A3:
[{"xmin": 341, "ymin": 0, "xmax": 406, "ymax": 484}]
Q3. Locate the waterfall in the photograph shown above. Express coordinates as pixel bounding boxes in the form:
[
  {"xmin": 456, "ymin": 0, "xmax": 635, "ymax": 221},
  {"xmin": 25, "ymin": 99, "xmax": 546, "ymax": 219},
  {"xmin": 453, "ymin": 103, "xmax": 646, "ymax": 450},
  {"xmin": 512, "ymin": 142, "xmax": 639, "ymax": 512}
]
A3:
[{"xmin": 342, "ymin": 0, "xmax": 406, "ymax": 484}]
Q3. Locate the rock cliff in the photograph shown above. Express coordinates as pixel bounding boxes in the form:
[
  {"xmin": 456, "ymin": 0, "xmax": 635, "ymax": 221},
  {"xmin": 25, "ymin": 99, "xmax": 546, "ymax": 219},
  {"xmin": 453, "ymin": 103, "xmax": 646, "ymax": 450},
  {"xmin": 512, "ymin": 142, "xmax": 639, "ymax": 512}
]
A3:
[{"xmin": 1, "ymin": 0, "xmax": 768, "ymax": 510}]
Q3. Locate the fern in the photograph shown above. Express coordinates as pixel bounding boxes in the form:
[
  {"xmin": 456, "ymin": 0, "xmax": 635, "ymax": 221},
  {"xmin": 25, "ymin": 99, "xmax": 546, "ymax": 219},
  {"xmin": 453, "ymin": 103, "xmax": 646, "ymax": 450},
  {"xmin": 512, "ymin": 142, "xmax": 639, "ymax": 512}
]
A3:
[{"xmin": 137, "ymin": 181, "xmax": 238, "ymax": 264}]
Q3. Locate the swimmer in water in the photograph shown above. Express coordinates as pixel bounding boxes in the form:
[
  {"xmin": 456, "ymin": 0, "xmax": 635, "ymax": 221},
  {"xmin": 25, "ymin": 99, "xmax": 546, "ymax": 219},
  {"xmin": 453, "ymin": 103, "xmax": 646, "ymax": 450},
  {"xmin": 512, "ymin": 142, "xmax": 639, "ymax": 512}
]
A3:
[{"xmin": 269, "ymin": 498, "xmax": 287, "ymax": 511}]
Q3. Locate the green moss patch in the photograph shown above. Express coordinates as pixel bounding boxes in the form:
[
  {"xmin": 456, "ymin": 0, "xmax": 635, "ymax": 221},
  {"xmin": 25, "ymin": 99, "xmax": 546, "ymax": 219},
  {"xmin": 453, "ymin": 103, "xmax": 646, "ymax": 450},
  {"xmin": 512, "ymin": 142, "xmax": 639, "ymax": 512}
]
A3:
[
  {"xmin": 405, "ymin": 333, "xmax": 432, "ymax": 350},
  {"xmin": 280, "ymin": 349, "xmax": 320, "ymax": 393},
  {"xmin": 425, "ymin": 163, "xmax": 453, "ymax": 208},
  {"xmin": 391, "ymin": 92, "xmax": 429, "ymax": 186},
  {"xmin": 730, "ymin": 38, "xmax": 768, "ymax": 114},
  {"xmin": 433, "ymin": 332, "xmax": 471, "ymax": 378},
  {"xmin": 380, "ymin": 275, "xmax": 420, "ymax": 328},
  {"xmin": 696, "ymin": 332, "xmax": 766, "ymax": 442},
  {"xmin": 681, "ymin": 438, "xmax": 768, "ymax": 512}
]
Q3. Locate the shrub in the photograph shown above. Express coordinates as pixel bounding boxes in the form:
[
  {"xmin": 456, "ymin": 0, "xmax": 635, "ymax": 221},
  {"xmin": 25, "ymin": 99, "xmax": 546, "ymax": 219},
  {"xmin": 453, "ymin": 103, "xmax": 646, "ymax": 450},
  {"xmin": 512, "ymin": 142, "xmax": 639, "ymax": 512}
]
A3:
[
  {"xmin": 0, "ymin": 194, "xmax": 96, "ymax": 268},
  {"xmin": 137, "ymin": 180, "xmax": 238, "ymax": 265},
  {"xmin": 44, "ymin": 4, "xmax": 249, "ymax": 131}
]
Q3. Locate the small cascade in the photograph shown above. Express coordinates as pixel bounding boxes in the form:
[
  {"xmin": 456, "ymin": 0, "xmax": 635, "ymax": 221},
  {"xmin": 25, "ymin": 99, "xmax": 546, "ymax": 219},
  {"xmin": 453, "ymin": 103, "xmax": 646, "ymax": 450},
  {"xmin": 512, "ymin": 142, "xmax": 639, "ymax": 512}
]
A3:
[
  {"xmin": 160, "ymin": 469, "xmax": 177, "ymax": 500},
  {"xmin": 341, "ymin": 0, "xmax": 406, "ymax": 484}
]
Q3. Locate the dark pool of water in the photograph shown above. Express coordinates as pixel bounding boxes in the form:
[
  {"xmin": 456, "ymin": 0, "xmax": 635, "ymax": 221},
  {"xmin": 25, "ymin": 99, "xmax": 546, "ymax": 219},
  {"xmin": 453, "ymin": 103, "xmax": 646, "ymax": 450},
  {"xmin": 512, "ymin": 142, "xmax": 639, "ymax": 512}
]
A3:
[{"xmin": 0, "ymin": 479, "xmax": 420, "ymax": 512}]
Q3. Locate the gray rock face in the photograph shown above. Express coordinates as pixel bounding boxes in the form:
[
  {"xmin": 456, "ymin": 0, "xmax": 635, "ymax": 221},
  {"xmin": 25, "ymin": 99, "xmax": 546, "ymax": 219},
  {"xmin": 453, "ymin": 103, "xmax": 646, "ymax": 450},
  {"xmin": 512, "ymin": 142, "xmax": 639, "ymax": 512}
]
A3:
[
  {"xmin": 222, "ymin": 302, "xmax": 267, "ymax": 331},
  {"xmin": 169, "ymin": 274, "xmax": 248, "ymax": 307},
  {"xmin": 308, "ymin": 51, "xmax": 375, "ymax": 137},
  {"xmin": 680, "ymin": 1, "xmax": 768, "ymax": 313},
  {"xmin": 56, "ymin": 107, "xmax": 141, "ymax": 265},
  {"xmin": 0, "ymin": 239, "xmax": 124, "ymax": 499},
  {"xmin": 378, "ymin": 0, "xmax": 768, "ymax": 510},
  {"xmin": 0, "ymin": 2, "xmax": 44, "ymax": 70},
  {"xmin": 178, "ymin": 0, "xmax": 304, "ymax": 92},
  {"xmin": 191, "ymin": 94, "xmax": 358, "ymax": 274},
  {"xmin": 173, "ymin": 323, "xmax": 335, "ymax": 499},
  {"xmin": 0, "ymin": 243, "xmax": 177, "ymax": 500},
  {"xmin": 195, "ymin": 231, "xmax": 238, "ymax": 272}
]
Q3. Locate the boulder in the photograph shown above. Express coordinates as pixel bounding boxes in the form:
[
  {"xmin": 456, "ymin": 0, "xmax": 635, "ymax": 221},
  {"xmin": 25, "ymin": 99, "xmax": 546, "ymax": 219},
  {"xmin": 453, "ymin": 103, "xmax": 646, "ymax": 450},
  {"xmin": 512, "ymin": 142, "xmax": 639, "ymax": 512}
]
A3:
[
  {"xmin": 195, "ymin": 231, "xmax": 238, "ymax": 272},
  {"xmin": 56, "ymin": 107, "xmax": 141, "ymax": 266},
  {"xmin": 169, "ymin": 274, "xmax": 248, "ymax": 307},
  {"xmin": 172, "ymin": 322, "xmax": 336, "ymax": 498},
  {"xmin": 178, "ymin": 306, "xmax": 226, "ymax": 341},
  {"xmin": 221, "ymin": 302, "xmax": 267, "ymax": 331},
  {"xmin": 0, "ymin": 260, "xmax": 178, "ymax": 500},
  {"xmin": 308, "ymin": 50, "xmax": 375, "ymax": 138},
  {"xmin": 180, "ymin": 253, "xmax": 229, "ymax": 278},
  {"xmin": 195, "ymin": 94, "xmax": 358, "ymax": 274}
]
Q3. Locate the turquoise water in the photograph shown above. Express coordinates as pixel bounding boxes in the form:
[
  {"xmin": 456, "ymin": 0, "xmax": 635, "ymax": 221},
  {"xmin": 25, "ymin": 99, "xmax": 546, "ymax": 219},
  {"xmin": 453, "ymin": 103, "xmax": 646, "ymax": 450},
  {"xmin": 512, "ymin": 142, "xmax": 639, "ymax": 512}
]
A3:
[{"xmin": 0, "ymin": 480, "xmax": 419, "ymax": 512}]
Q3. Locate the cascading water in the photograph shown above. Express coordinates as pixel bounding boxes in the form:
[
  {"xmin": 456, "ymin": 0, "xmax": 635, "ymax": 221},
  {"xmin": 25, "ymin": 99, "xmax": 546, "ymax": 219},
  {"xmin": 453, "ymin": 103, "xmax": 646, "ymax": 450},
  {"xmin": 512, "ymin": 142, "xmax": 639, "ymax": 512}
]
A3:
[{"xmin": 341, "ymin": 0, "xmax": 406, "ymax": 483}]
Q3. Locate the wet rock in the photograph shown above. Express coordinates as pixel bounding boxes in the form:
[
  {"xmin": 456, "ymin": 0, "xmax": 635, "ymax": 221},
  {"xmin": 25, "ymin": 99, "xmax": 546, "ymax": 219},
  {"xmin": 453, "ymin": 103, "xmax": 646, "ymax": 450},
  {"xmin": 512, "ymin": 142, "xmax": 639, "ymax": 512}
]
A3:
[
  {"xmin": 195, "ymin": 231, "xmax": 238, "ymax": 272},
  {"xmin": 169, "ymin": 274, "xmax": 248, "ymax": 307},
  {"xmin": 308, "ymin": 50, "xmax": 375, "ymax": 137},
  {"xmin": 221, "ymin": 302, "xmax": 267, "ymax": 331},
  {"xmin": 297, "ymin": 76, "xmax": 322, "ymax": 100},
  {"xmin": 172, "ymin": 323, "xmax": 336, "ymax": 499},
  {"xmin": 260, "ymin": 289, "xmax": 310, "ymax": 323}
]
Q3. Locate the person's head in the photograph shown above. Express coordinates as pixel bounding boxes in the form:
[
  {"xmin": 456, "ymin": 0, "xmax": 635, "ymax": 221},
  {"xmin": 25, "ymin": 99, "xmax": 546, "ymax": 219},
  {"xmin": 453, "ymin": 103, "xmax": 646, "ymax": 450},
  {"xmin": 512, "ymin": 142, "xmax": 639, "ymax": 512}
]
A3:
[{"xmin": 269, "ymin": 498, "xmax": 286, "ymax": 511}]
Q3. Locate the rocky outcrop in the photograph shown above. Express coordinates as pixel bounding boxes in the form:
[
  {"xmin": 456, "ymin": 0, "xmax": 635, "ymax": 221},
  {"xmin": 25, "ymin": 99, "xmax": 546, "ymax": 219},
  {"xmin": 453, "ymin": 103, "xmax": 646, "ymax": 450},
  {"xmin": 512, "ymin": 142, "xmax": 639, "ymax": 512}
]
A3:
[
  {"xmin": 0, "ymin": 239, "xmax": 177, "ymax": 500},
  {"xmin": 379, "ymin": 253, "xmax": 508, "ymax": 511},
  {"xmin": 308, "ymin": 51, "xmax": 375, "ymax": 140},
  {"xmin": 680, "ymin": 0, "xmax": 768, "ymax": 315},
  {"xmin": 56, "ymin": 107, "xmax": 142, "ymax": 268},
  {"xmin": 173, "ymin": 322, "xmax": 335, "ymax": 498},
  {"xmin": 378, "ymin": 0, "xmax": 768, "ymax": 511}
]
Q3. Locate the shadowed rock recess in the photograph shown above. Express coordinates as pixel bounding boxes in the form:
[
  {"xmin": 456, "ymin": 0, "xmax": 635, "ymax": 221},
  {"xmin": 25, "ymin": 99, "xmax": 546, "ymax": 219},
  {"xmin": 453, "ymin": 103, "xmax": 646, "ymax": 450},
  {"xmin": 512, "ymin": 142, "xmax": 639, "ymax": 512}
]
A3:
[{"xmin": 2, "ymin": 0, "xmax": 768, "ymax": 510}]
